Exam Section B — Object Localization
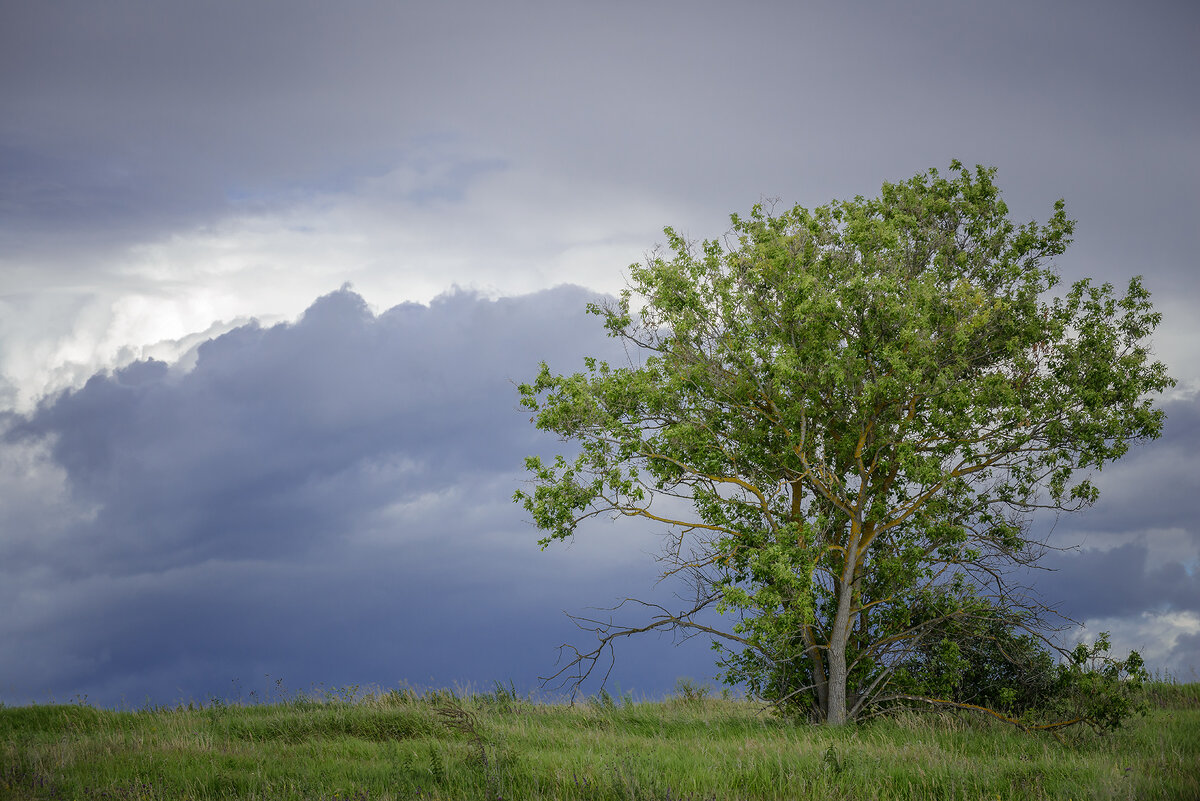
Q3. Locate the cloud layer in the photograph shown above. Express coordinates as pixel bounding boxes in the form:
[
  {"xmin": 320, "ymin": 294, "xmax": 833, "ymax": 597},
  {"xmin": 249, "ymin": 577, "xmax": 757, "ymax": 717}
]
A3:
[
  {"xmin": 2, "ymin": 1, "xmax": 1197, "ymax": 409},
  {"xmin": 2, "ymin": 286, "xmax": 1196, "ymax": 705},
  {"xmin": 2, "ymin": 0, "xmax": 1198, "ymax": 702}
]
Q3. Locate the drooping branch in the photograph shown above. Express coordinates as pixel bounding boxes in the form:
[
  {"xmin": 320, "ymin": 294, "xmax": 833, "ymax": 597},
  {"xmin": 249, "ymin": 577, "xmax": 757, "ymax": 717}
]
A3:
[
  {"xmin": 879, "ymin": 695, "xmax": 1086, "ymax": 742},
  {"xmin": 540, "ymin": 593, "xmax": 746, "ymax": 699}
]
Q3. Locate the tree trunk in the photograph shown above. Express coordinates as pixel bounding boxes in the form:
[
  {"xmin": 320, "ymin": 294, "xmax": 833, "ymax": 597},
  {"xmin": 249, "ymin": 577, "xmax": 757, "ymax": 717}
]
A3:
[
  {"xmin": 826, "ymin": 640, "xmax": 848, "ymax": 724},
  {"xmin": 824, "ymin": 522, "xmax": 862, "ymax": 725},
  {"xmin": 806, "ymin": 627, "xmax": 829, "ymax": 719},
  {"xmin": 825, "ymin": 586, "xmax": 854, "ymax": 724}
]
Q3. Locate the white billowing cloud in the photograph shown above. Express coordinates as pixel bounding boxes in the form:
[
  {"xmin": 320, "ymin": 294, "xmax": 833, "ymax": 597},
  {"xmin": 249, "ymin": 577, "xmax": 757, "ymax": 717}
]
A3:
[
  {"xmin": 124, "ymin": 155, "xmax": 681, "ymax": 304},
  {"xmin": 0, "ymin": 146, "xmax": 690, "ymax": 412},
  {"xmin": 0, "ymin": 288, "xmax": 261, "ymax": 413},
  {"xmin": 6, "ymin": 1, "xmax": 1195, "ymax": 413},
  {"xmin": 7, "ymin": 148, "xmax": 1196, "ymax": 415}
]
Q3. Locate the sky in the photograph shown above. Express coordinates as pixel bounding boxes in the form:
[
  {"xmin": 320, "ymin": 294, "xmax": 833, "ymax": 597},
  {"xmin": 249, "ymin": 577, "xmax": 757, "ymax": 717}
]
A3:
[{"xmin": 1, "ymin": 0, "xmax": 1197, "ymax": 707}]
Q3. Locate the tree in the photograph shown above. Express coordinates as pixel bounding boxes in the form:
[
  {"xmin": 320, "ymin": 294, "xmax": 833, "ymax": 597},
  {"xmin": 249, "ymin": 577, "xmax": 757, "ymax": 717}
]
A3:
[{"xmin": 515, "ymin": 163, "xmax": 1173, "ymax": 725}]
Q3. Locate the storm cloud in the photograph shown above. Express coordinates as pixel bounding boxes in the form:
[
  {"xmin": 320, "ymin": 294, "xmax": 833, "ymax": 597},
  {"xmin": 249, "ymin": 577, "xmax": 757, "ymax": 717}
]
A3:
[
  {"xmin": 0, "ymin": 286, "xmax": 715, "ymax": 706},
  {"xmin": 2, "ymin": 285, "xmax": 1196, "ymax": 706}
]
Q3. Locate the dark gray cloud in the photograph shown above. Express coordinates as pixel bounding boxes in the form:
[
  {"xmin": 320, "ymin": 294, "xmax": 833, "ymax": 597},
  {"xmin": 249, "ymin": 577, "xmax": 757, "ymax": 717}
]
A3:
[
  {"xmin": 0, "ymin": 286, "xmax": 715, "ymax": 706},
  {"xmin": 0, "ymin": 284, "xmax": 1195, "ymax": 705},
  {"xmin": 1051, "ymin": 397, "xmax": 1200, "ymax": 536},
  {"xmin": 1042, "ymin": 543, "xmax": 1199, "ymax": 621},
  {"xmin": 1169, "ymin": 633, "xmax": 1200, "ymax": 683},
  {"xmin": 996, "ymin": 394, "xmax": 1200, "ymax": 673},
  {"xmin": 11, "ymin": 289, "xmax": 539, "ymax": 572},
  {"xmin": 1029, "ymin": 396, "xmax": 1200, "ymax": 630}
]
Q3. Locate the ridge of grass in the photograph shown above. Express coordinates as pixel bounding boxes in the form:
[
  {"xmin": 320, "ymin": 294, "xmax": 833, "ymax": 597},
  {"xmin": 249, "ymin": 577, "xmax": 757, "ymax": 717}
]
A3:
[{"xmin": 2, "ymin": 680, "xmax": 1197, "ymax": 800}]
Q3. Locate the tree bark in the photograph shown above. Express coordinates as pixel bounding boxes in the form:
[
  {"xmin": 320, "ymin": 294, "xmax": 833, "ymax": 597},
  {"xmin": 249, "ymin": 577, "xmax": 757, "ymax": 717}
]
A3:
[
  {"xmin": 825, "ymin": 520, "xmax": 863, "ymax": 725},
  {"xmin": 825, "ymin": 583, "xmax": 854, "ymax": 724},
  {"xmin": 803, "ymin": 625, "xmax": 829, "ymax": 718},
  {"xmin": 826, "ymin": 640, "xmax": 848, "ymax": 724}
]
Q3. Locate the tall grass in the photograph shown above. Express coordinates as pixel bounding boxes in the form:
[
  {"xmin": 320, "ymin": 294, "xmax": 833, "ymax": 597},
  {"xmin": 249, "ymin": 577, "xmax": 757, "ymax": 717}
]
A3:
[{"xmin": 2, "ymin": 680, "xmax": 1197, "ymax": 800}]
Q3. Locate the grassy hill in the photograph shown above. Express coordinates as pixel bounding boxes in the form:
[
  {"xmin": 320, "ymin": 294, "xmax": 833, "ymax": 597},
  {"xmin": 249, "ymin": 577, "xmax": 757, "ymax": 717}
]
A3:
[{"xmin": 3, "ymin": 681, "xmax": 1197, "ymax": 800}]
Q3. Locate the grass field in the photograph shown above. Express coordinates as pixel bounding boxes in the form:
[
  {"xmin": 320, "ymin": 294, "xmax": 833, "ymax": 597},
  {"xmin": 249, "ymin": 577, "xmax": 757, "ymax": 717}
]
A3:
[{"xmin": 2, "ymin": 681, "xmax": 1197, "ymax": 800}]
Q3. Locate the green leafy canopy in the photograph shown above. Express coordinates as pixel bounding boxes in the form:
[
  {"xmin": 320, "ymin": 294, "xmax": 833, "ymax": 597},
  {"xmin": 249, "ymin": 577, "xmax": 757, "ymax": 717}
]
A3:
[{"xmin": 515, "ymin": 162, "xmax": 1174, "ymax": 726}]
